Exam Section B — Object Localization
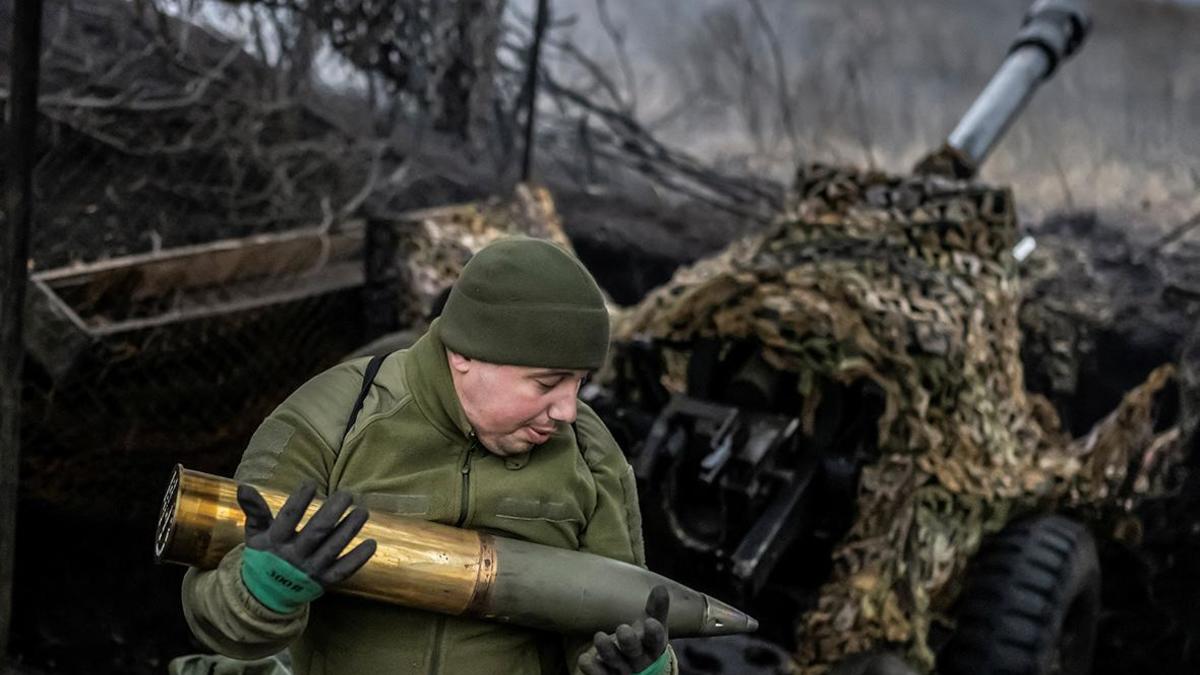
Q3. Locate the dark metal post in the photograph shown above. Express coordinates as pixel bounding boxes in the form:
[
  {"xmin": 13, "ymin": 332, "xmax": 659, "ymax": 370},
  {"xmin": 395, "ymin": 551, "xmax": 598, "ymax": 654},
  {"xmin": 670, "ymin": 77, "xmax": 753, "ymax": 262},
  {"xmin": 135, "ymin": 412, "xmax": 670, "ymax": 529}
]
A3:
[
  {"xmin": 1, "ymin": 0, "xmax": 45, "ymax": 656},
  {"xmin": 520, "ymin": 0, "xmax": 550, "ymax": 181},
  {"xmin": 363, "ymin": 218, "xmax": 401, "ymax": 336}
]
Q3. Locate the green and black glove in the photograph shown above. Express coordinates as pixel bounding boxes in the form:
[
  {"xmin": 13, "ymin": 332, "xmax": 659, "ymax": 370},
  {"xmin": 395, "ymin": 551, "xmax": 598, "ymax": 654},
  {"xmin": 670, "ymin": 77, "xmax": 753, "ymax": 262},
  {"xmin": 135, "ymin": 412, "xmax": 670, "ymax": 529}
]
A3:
[
  {"xmin": 578, "ymin": 585, "xmax": 671, "ymax": 675},
  {"xmin": 236, "ymin": 481, "xmax": 377, "ymax": 614}
]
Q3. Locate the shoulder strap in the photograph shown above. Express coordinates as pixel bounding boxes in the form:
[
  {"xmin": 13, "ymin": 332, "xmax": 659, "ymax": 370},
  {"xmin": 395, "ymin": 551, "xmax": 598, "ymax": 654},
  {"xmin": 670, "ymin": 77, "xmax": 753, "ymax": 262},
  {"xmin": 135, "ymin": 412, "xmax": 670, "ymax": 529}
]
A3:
[{"xmin": 341, "ymin": 353, "xmax": 388, "ymax": 448}]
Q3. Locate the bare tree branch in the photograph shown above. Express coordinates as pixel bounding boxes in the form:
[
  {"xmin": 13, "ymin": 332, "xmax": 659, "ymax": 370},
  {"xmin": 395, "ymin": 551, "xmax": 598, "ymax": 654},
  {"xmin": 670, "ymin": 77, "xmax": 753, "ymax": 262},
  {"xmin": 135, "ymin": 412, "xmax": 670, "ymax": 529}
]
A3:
[
  {"xmin": 1147, "ymin": 210, "xmax": 1200, "ymax": 256},
  {"xmin": 522, "ymin": 62, "xmax": 783, "ymax": 221},
  {"xmin": 747, "ymin": 0, "xmax": 800, "ymax": 164},
  {"xmin": 594, "ymin": 0, "xmax": 637, "ymax": 114},
  {"xmin": 38, "ymin": 42, "xmax": 242, "ymax": 112}
]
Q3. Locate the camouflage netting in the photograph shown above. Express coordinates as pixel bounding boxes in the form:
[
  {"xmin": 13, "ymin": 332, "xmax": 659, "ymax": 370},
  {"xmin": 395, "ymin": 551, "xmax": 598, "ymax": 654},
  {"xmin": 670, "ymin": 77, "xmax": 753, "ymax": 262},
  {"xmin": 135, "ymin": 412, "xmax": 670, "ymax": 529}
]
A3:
[
  {"xmin": 342, "ymin": 183, "xmax": 585, "ymax": 363},
  {"xmin": 396, "ymin": 183, "xmax": 575, "ymax": 323},
  {"xmin": 611, "ymin": 163, "xmax": 1183, "ymax": 672}
]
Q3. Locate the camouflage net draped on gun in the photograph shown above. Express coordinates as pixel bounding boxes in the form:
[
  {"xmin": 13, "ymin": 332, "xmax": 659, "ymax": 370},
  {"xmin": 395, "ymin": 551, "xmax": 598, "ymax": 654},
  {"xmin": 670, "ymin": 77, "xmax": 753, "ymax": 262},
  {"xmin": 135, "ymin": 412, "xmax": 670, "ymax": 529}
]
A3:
[{"xmin": 611, "ymin": 163, "xmax": 1183, "ymax": 672}]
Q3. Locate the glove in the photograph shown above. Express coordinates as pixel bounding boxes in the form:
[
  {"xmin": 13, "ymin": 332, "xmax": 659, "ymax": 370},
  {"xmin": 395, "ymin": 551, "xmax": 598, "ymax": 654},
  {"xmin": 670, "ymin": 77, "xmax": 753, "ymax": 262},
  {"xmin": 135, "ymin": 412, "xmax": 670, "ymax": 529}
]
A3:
[
  {"xmin": 236, "ymin": 481, "xmax": 377, "ymax": 613},
  {"xmin": 578, "ymin": 585, "xmax": 671, "ymax": 675}
]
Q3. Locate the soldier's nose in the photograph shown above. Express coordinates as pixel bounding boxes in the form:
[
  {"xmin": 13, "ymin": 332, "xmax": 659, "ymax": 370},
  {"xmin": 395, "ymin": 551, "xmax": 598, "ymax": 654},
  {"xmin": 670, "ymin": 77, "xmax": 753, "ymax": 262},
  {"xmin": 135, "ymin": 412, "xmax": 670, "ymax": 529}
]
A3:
[{"xmin": 548, "ymin": 391, "xmax": 577, "ymax": 424}]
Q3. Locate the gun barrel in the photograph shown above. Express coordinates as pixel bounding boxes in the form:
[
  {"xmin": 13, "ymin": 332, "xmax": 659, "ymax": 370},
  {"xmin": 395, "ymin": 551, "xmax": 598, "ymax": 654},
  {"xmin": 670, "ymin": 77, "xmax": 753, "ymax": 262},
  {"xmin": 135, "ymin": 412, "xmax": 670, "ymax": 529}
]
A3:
[
  {"xmin": 923, "ymin": 0, "xmax": 1091, "ymax": 177},
  {"xmin": 155, "ymin": 466, "xmax": 757, "ymax": 637}
]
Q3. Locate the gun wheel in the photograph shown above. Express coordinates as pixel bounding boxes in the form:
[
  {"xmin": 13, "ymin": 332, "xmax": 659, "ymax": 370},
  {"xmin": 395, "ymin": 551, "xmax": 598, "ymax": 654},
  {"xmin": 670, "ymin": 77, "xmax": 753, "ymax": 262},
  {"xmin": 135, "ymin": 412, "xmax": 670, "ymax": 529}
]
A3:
[{"xmin": 940, "ymin": 514, "xmax": 1100, "ymax": 675}]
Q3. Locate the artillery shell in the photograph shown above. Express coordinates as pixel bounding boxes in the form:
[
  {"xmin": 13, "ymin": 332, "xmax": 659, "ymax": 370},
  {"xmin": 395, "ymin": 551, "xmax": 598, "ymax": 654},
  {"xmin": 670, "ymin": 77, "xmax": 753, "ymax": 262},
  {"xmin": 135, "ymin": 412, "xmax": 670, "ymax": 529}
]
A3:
[{"xmin": 155, "ymin": 465, "xmax": 757, "ymax": 637}]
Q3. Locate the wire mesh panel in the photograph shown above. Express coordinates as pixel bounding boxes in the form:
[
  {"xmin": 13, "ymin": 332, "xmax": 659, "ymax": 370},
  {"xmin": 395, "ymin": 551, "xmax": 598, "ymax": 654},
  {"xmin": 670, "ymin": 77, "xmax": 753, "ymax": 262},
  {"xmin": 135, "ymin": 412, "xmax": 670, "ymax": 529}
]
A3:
[
  {"xmin": 0, "ymin": 1, "xmax": 373, "ymax": 518},
  {"xmin": 20, "ymin": 227, "xmax": 369, "ymax": 518}
]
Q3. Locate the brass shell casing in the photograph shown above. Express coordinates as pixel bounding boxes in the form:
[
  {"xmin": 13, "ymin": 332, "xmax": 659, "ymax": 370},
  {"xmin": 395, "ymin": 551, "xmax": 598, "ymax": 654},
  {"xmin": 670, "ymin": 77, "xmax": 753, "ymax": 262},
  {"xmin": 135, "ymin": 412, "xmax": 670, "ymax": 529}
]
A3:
[{"xmin": 155, "ymin": 465, "xmax": 496, "ymax": 616}]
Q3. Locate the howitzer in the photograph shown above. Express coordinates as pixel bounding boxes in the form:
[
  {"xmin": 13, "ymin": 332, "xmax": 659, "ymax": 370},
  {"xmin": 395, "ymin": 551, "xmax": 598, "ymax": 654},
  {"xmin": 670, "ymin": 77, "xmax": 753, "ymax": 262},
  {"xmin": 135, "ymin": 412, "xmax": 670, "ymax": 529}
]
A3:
[
  {"xmin": 154, "ymin": 465, "xmax": 757, "ymax": 637},
  {"xmin": 583, "ymin": 9, "xmax": 1115, "ymax": 675},
  {"xmin": 588, "ymin": 0, "xmax": 1094, "ymax": 606}
]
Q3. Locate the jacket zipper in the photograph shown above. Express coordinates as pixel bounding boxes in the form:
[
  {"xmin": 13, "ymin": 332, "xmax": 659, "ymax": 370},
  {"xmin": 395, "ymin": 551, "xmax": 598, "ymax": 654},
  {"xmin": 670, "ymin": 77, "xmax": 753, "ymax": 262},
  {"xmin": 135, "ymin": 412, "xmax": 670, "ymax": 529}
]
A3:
[{"xmin": 455, "ymin": 437, "xmax": 475, "ymax": 527}]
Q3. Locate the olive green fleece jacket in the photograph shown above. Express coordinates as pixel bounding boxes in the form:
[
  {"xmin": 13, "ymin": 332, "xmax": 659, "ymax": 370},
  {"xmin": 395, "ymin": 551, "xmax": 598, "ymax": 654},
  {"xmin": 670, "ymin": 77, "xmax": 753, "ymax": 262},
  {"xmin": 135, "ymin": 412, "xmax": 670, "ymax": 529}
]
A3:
[{"xmin": 181, "ymin": 323, "xmax": 678, "ymax": 675}]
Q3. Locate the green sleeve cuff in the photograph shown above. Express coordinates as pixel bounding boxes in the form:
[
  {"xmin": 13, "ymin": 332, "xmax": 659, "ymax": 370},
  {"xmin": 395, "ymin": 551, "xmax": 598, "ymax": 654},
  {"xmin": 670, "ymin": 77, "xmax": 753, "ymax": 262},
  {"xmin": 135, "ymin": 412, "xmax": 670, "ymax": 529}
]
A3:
[
  {"xmin": 240, "ymin": 548, "xmax": 324, "ymax": 613},
  {"xmin": 634, "ymin": 649, "xmax": 671, "ymax": 675}
]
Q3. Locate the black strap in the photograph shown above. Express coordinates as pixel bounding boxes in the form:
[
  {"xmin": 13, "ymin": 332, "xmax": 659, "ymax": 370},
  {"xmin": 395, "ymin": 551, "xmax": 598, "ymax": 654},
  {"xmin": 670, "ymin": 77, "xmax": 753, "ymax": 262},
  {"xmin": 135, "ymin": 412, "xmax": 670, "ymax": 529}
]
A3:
[
  {"xmin": 341, "ymin": 355, "xmax": 582, "ymax": 455},
  {"xmin": 341, "ymin": 353, "xmax": 388, "ymax": 448}
]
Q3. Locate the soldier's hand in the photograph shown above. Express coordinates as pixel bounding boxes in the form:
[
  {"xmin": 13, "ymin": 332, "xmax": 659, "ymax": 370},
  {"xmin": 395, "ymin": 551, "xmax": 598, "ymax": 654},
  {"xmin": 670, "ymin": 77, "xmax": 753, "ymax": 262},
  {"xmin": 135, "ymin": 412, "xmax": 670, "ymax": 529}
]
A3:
[
  {"xmin": 578, "ymin": 585, "xmax": 670, "ymax": 675},
  {"xmin": 236, "ymin": 481, "xmax": 377, "ymax": 613}
]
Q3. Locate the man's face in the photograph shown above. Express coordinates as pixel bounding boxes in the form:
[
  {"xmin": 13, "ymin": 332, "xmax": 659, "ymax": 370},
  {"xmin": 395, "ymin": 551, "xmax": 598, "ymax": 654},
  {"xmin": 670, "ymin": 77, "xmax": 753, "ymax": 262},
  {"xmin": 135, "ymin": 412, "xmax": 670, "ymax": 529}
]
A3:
[{"xmin": 447, "ymin": 350, "xmax": 589, "ymax": 457}]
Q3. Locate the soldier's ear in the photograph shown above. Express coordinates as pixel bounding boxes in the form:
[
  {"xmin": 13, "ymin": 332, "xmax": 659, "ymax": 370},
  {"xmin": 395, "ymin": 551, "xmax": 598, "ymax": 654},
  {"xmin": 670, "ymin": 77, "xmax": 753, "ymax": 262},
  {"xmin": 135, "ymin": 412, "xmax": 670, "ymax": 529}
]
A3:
[{"xmin": 446, "ymin": 349, "xmax": 473, "ymax": 374}]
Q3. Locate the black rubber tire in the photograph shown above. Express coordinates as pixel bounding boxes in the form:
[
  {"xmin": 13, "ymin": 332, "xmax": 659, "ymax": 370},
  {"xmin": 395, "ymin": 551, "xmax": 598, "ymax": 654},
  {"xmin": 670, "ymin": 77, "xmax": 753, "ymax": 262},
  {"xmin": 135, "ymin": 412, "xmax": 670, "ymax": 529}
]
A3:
[
  {"xmin": 939, "ymin": 514, "xmax": 1101, "ymax": 675},
  {"xmin": 673, "ymin": 635, "xmax": 793, "ymax": 674}
]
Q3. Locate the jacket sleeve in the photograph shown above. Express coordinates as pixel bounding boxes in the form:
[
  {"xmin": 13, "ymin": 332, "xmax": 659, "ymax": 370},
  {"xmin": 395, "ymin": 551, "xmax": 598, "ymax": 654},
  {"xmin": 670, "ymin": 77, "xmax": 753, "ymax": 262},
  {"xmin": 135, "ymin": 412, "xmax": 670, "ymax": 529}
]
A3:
[
  {"xmin": 562, "ymin": 404, "xmax": 680, "ymax": 675},
  {"xmin": 180, "ymin": 359, "xmax": 367, "ymax": 658},
  {"xmin": 574, "ymin": 403, "xmax": 645, "ymax": 567},
  {"xmin": 181, "ymin": 545, "xmax": 308, "ymax": 659}
]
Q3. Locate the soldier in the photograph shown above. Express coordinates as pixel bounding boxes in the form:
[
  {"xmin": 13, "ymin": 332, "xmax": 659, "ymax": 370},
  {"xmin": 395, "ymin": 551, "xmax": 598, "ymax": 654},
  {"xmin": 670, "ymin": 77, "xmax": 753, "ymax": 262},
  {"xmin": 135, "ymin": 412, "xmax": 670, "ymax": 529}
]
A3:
[{"xmin": 180, "ymin": 237, "xmax": 676, "ymax": 675}]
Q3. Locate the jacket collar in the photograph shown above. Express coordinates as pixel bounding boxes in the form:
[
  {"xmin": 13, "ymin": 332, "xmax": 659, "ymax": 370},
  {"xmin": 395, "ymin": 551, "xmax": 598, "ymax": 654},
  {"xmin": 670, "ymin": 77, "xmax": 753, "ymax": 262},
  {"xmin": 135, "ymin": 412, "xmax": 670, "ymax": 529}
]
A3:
[{"xmin": 405, "ymin": 319, "xmax": 475, "ymax": 443}]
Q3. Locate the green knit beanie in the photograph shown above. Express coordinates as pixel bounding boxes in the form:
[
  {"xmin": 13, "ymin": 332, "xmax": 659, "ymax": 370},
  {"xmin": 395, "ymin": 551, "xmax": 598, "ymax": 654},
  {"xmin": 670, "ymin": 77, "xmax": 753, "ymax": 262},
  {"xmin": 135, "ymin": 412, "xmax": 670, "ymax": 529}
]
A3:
[{"xmin": 436, "ymin": 237, "xmax": 610, "ymax": 370}]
